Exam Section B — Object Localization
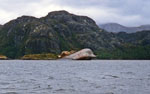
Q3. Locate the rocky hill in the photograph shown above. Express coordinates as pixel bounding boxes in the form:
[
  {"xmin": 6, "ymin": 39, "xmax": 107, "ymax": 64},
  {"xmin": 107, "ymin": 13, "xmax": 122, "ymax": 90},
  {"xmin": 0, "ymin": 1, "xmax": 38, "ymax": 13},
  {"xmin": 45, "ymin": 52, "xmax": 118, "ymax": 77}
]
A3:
[
  {"xmin": 0, "ymin": 10, "xmax": 150, "ymax": 59},
  {"xmin": 99, "ymin": 23, "xmax": 150, "ymax": 33},
  {"xmin": 0, "ymin": 10, "xmax": 121, "ymax": 58}
]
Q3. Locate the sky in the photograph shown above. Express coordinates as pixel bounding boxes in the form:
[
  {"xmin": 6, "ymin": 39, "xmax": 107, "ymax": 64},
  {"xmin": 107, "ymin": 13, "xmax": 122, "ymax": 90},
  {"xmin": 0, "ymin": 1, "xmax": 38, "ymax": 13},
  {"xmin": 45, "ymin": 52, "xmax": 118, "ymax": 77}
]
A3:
[{"xmin": 0, "ymin": 0, "xmax": 150, "ymax": 26}]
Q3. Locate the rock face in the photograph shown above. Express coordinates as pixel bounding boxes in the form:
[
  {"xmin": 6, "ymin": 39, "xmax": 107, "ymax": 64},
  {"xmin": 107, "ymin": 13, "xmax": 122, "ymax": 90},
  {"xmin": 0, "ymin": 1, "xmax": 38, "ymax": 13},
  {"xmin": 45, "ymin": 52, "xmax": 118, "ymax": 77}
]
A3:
[
  {"xmin": 64, "ymin": 48, "xmax": 96, "ymax": 60},
  {"xmin": 99, "ymin": 23, "xmax": 150, "ymax": 33}
]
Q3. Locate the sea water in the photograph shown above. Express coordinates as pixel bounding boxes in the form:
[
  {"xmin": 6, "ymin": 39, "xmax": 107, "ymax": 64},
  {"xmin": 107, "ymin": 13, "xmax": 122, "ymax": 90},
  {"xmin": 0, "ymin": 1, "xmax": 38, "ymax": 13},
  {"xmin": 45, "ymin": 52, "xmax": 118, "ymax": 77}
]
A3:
[{"xmin": 0, "ymin": 60, "xmax": 150, "ymax": 94}]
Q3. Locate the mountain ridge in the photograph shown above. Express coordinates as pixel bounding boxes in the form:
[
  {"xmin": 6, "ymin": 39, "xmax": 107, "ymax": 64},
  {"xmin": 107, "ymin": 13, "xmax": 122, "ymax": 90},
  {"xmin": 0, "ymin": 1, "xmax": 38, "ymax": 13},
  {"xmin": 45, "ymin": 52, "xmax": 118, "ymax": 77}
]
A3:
[{"xmin": 99, "ymin": 23, "xmax": 150, "ymax": 33}]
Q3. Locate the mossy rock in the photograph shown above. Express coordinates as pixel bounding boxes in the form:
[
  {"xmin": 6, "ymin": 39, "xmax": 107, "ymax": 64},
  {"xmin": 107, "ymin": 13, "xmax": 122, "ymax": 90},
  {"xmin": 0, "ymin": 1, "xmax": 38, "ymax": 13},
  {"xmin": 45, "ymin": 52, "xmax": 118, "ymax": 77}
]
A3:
[{"xmin": 21, "ymin": 53, "xmax": 58, "ymax": 60}]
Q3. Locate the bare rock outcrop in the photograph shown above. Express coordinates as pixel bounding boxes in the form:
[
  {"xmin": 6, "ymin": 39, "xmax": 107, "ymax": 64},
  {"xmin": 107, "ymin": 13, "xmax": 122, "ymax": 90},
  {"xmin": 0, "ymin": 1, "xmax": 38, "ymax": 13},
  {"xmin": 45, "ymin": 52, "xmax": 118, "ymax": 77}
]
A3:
[{"xmin": 63, "ymin": 48, "xmax": 96, "ymax": 60}]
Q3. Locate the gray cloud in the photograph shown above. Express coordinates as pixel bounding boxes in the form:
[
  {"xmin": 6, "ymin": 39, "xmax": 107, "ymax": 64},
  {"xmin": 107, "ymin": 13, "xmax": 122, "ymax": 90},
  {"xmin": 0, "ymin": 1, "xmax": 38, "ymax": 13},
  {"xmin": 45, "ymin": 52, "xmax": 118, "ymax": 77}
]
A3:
[{"xmin": 0, "ymin": 0, "xmax": 150, "ymax": 26}]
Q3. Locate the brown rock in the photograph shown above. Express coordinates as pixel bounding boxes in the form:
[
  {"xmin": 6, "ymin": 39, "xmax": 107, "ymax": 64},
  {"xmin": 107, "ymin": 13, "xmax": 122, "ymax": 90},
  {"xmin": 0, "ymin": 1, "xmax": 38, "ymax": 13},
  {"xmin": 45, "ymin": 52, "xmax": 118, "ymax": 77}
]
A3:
[
  {"xmin": 58, "ymin": 50, "xmax": 76, "ymax": 58},
  {"xmin": 0, "ymin": 55, "xmax": 8, "ymax": 60}
]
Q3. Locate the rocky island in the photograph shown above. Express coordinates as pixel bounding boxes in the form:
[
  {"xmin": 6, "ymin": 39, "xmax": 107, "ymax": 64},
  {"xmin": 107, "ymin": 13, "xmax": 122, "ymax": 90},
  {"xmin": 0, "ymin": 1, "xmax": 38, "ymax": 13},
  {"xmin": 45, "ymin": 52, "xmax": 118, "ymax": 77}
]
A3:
[{"xmin": 0, "ymin": 10, "xmax": 150, "ymax": 60}]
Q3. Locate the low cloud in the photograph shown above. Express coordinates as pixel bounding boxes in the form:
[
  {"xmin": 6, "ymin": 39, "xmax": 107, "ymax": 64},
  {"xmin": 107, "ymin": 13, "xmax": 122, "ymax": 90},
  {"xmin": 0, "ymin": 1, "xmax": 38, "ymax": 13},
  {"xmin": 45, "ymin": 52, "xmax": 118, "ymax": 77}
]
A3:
[{"xmin": 0, "ymin": 0, "xmax": 149, "ymax": 26}]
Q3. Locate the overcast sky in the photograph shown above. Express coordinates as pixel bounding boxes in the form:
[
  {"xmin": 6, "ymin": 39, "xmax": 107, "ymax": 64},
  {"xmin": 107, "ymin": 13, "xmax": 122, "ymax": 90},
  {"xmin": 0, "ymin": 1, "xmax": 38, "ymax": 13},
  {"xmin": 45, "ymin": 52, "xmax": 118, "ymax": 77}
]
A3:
[{"xmin": 0, "ymin": 0, "xmax": 150, "ymax": 26}]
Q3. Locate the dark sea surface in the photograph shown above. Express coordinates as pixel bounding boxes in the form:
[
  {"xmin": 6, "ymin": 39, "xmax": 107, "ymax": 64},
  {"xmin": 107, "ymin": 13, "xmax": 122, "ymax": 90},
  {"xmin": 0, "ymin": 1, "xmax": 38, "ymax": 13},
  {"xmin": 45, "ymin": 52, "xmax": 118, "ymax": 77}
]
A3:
[{"xmin": 0, "ymin": 60, "xmax": 150, "ymax": 94}]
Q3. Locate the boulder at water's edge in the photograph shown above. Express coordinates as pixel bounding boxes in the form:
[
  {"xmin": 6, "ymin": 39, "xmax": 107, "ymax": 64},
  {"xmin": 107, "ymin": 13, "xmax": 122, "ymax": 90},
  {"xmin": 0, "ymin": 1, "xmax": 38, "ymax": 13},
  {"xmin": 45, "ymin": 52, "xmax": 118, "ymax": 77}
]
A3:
[{"xmin": 64, "ymin": 48, "xmax": 96, "ymax": 60}]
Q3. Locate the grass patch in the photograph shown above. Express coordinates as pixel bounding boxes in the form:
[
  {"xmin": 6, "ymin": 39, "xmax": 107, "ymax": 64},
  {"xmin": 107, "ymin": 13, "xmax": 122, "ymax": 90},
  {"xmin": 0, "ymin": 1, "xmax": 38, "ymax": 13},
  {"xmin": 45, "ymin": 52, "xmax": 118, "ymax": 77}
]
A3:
[{"xmin": 21, "ymin": 53, "xmax": 58, "ymax": 60}]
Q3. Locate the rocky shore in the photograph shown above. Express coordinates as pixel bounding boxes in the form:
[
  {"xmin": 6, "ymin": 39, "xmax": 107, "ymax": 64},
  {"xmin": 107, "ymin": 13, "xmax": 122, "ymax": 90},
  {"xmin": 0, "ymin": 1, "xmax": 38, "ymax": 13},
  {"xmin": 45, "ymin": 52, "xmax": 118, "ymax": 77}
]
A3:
[
  {"xmin": 21, "ymin": 53, "xmax": 57, "ymax": 60},
  {"xmin": 0, "ymin": 55, "xmax": 8, "ymax": 60},
  {"xmin": 20, "ymin": 48, "xmax": 96, "ymax": 60},
  {"xmin": 59, "ymin": 48, "xmax": 96, "ymax": 60}
]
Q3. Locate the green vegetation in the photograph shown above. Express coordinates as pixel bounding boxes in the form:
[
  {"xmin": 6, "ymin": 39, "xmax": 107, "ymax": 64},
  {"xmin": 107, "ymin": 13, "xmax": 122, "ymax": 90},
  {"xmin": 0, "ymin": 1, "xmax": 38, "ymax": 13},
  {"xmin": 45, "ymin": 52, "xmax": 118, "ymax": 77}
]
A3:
[
  {"xmin": 21, "ymin": 53, "xmax": 58, "ymax": 60},
  {"xmin": 96, "ymin": 45, "xmax": 150, "ymax": 60}
]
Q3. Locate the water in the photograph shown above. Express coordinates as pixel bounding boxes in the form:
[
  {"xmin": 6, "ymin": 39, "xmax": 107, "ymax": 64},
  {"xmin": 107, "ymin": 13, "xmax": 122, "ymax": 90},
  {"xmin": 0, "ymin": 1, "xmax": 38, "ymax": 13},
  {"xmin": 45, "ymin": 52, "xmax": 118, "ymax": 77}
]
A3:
[{"xmin": 0, "ymin": 60, "xmax": 150, "ymax": 94}]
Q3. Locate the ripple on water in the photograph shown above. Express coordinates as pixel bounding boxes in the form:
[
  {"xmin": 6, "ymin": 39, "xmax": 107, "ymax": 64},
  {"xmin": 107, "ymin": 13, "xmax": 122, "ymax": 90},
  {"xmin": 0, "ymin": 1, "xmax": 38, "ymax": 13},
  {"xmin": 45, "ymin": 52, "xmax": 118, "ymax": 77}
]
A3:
[
  {"xmin": 0, "ymin": 82, "xmax": 10, "ymax": 85},
  {"xmin": 0, "ymin": 60, "xmax": 150, "ymax": 94},
  {"xmin": 2, "ymin": 92, "xmax": 18, "ymax": 94}
]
